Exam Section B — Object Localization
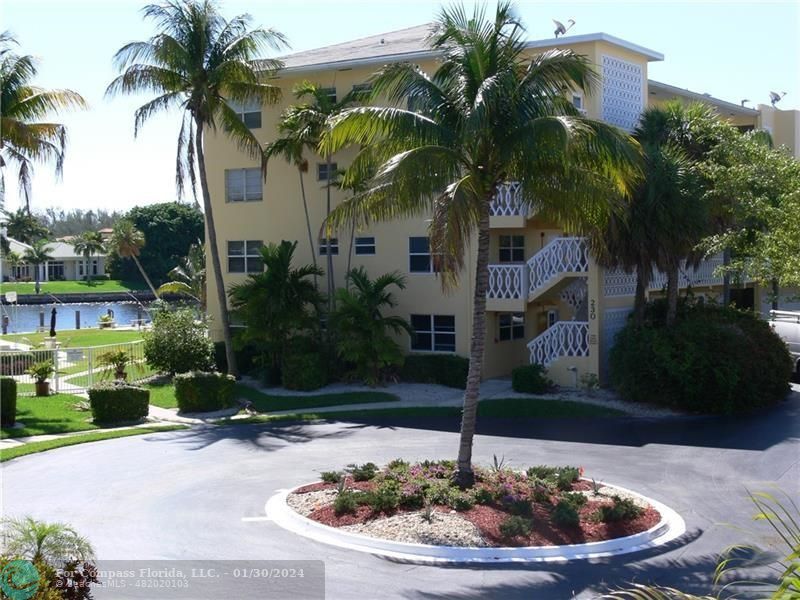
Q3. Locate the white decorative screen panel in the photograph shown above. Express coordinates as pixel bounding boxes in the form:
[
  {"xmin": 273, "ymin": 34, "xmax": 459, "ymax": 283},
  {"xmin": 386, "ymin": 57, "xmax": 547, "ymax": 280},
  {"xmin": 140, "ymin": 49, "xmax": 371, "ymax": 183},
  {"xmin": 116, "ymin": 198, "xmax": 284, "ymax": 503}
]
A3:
[{"xmin": 601, "ymin": 55, "xmax": 644, "ymax": 131}]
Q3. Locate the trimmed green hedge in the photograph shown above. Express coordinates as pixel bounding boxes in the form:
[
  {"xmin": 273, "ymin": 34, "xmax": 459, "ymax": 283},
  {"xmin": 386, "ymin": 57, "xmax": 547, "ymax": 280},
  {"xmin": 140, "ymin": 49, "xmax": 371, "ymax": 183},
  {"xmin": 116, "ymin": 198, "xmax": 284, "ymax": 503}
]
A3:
[
  {"xmin": 1, "ymin": 377, "xmax": 17, "ymax": 426},
  {"xmin": 89, "ymin": 382, "xmax": 150, "ymax": 423},
  {"xmin": 400, "ymin": 354, "xmax": 469, "ymax": 389},
  {"xmin": 282, "ymin": 337, "xmax": 328, "ymax": 391},
  {"xmin": 610, "ymin": 300, "xmax": 792, "ymax": 415},
  {"xmin": 512, "ymin": 364, "xmax": 552, "ymax": 393},
  {"xmin": 174, "ymin": 371, "xmax": 236, "ymax": 413}
]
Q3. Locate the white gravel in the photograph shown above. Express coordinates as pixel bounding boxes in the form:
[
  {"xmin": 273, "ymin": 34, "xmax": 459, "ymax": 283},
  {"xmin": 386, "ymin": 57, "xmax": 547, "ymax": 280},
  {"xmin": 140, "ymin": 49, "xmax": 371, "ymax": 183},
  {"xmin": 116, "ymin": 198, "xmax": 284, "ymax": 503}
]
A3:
[
  {"xmin": 287, "ymin": 489, "xmax": 337, "ymax": 516},
  {"xmin": 341, "ymin": 510, "xmax": 488, "ymax": 547}
]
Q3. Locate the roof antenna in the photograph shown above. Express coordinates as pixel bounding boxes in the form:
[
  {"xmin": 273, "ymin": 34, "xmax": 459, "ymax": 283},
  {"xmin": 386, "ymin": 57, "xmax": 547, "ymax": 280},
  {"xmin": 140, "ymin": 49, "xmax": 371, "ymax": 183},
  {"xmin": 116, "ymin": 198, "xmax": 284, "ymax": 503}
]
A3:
[
  {"xmin": 553, "ymin": 19, "xmax": 575, "ymax": 38},
  {"xmin": 769, "ymin": 91, "xmax": 787, "ymax": 107},
  {"xmin": 740, "ymin": 99, "xmax": 750, "ymax": 107}
]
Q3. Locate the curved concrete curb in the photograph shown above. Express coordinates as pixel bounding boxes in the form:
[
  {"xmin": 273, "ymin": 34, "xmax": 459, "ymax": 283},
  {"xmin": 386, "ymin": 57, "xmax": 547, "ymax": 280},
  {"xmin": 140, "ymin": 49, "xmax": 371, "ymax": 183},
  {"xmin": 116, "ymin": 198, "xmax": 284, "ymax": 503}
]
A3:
[{"xmin": 265, "ymin": 480, "xmax": 687, "ymax": 564}]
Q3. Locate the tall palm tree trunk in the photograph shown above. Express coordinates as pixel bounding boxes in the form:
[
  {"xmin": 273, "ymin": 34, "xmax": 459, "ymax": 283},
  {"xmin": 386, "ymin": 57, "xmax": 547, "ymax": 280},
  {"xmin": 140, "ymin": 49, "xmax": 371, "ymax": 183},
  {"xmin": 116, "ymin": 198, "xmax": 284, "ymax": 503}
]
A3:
[
  {"xmin": 771, "ymin": 279, "xmax": 779, "ymax": 311},
  {"xmin": 455, "ymin": 206, "xmax": 491, "ymax": 487},
  {"xmin": 666, "ymin": 266, "xmax": 679, "ymax": 326},
  {"xmin": 298, "ymin": 168, "xmax": 318, "ymax": 290},
  {"xmin": 346, "ymin": 217, "xmax": 356, "ymax": 290},
  {"xmin": 722, "ymin": 247, "xmax": 731, "ymax": 306},
  {"xmin": 132, "ymin": 254, "xmax": 159, "ymax": 299},
  {"xmin": 195, "ymin": 120, "xmax": 239, "ymax": 377},
  {"xmin": 34, "ymin": 263, "xmax": 41, "ymax": 294},
  {"xmin": 633, "ymin": 265, "xmax": 648, "ymax": 325},
  {"xmin": 325, "ymin": 155, "xmax": 334, "ymax": 310}
]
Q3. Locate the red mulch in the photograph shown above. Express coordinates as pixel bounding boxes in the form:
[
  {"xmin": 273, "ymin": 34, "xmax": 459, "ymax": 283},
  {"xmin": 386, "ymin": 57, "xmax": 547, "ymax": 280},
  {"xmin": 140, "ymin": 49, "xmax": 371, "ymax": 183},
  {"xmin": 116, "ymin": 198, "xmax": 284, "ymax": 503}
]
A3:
[
  {"xmin": 308, "ymin": 504, "xmax": 378, "ymax": 527},
  {"xmin": 570, "ymin": 480, "xmax": 594, "ymax": 492},
  {"xmin": 459, "ymin": 500, "xmax": 661, "ymax": 547}
]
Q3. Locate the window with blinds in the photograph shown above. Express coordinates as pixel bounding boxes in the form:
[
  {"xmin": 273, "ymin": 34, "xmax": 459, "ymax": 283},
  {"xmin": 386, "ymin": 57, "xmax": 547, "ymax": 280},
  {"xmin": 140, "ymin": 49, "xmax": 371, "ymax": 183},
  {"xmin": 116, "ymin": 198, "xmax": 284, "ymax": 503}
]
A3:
[{"xmin": 225, "ymin": 168, "xmax": 262, "ymax": 202}]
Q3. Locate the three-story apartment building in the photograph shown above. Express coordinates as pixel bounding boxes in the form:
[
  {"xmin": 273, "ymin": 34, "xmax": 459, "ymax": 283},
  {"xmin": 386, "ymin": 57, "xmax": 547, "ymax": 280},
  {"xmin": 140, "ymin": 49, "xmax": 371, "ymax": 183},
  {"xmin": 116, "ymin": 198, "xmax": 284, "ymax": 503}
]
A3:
[{"xmin": 204, "ymin": 24, "xmax": 800, "ymax": 386}]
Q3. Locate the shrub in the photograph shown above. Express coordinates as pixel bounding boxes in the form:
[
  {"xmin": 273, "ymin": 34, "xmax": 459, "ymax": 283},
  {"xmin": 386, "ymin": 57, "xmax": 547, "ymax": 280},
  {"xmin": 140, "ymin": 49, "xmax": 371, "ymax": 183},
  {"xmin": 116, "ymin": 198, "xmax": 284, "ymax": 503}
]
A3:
[
  {"xmin": 527, "ymin": 465, "xmax": 560, "ymax": 481},
  {"xmin": 333, "ymin": 491, "xmax": 360, "ymax": 516},
  {"xmin": 89, "ymin": 381, "xmax": 149, "ymax": 423},
  {"xmin": 596, "ymin": 496, "xmax": 642, "ymax": 522},
  {"xmin": 610, "ymin": 300, "xmax": 792, "ymax": 415},
  {"xmin": 559, "ymin": 491, "xmax": 588, "ymax": 510},
  {"xmin": 174, "ymin": 371, "xmax": 235, "ymax": 413},
  {"xmin": 503, "ymin": 496, "xmax": 533, "ymax": 516},
  {"xmin": 320, "ymin": 471, "xmax": 343, "ymax": 484},
  {"xmin": 143, "ymin": 308, "xmax": 214, "ymax": 375},
  {"xmin": 366, "ymin": 482, "xmax": 401, "ymax": 512},
  {"xmin": 281, "ymin": 337, "xmax": 327, "ymax": 391},
  {"xmin": 348, "ymin": 462, "xmax": 378, "ymax": 482},
  {"xmin": 499, "ymin": 515, "xmax": 532, "ymax": 539},
  {"xmin": 449, "ymin": 491, "xmax": 475, "ymax": 512},
  {"xmin": 0, "ymin": 350, "xmax": 48, "ymax": 376},
  {"xmin": 512, "ymin": 364, "xmax": 552, "ymax": 393},
  {"xmin": 214, "ymin": 340, "xmax": 260, "ymax": 376},
  {"xmin": 1, "ymin": 377, "xmax": 17, "ymax": 426},
  {"xmin": 557, "ymin": 466, "xmax": 582, "ymax": 491},
  {"xmin": 552, "ymin": 500, "xmax": 580, "ymax": 527},
  {"xmin": 399, "ymin": 354, "xmax": 469, "ymax": 389},
  {"xmin": 472, "ymin": 486, "xmax": 494, "ymax": 505}
]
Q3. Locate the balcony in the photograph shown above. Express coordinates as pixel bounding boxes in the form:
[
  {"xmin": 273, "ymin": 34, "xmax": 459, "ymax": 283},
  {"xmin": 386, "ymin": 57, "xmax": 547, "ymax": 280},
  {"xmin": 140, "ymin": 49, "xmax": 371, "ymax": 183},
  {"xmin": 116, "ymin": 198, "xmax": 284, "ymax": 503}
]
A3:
[
  {"xmin": 527, "ymin": 320, "xmax": 589, "ymax": 367},
  {"xmin": 489, "ymin": 182, "xmax": 530, "ymax": 228},
  {"xmin": 603, "ymin": 255, "xmax": 728, "ymax": 297},
  {"xmin": 487, "ymin": 237, "xmax": 589, "ymax": 311}
]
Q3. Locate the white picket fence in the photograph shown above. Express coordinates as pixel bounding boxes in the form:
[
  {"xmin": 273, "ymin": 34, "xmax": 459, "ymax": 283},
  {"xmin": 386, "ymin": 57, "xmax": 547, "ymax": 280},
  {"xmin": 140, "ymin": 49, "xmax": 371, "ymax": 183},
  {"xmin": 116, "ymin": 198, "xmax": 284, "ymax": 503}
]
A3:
[{"xmin": 0, "ymin": 340, "xmax": 154, "ymax": 396}]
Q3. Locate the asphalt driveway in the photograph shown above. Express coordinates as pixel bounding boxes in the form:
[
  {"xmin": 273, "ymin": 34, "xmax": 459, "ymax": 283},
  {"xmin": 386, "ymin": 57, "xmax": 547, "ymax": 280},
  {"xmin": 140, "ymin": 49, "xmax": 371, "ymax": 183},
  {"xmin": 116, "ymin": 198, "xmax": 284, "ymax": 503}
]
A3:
[{"xmin": 3, "ymin": 392, "xmax": 799, "ymax": 599}]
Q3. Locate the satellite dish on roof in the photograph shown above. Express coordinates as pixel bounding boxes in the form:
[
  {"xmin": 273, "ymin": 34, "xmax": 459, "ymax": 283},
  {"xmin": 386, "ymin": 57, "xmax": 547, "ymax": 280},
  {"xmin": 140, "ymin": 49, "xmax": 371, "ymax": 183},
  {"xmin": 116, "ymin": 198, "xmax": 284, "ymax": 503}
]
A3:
[
  {"xmin": 553, "ymin": 19, "xmax": 575, "ymax": 38},
  {"xmin": 769, "ymin": 91, "xmax": 787, "ymax": 106}
]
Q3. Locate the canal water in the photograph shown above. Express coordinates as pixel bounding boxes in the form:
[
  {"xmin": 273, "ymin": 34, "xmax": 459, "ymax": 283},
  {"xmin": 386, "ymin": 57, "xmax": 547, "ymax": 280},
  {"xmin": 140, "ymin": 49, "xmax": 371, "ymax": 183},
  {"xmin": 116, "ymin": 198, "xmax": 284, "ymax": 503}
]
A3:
[{"xmin": 0, "ymin": 301, "xmax": 152, "ymax": 334}]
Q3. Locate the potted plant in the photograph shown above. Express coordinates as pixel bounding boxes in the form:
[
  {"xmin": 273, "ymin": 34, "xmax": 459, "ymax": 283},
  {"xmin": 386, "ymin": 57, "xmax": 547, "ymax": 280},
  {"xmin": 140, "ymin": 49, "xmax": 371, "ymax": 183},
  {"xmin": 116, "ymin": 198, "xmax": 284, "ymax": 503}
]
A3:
[
  {"xmin": 97, "ymin": 314, "xmax": 115, "ymax": 329},
  {"xmin": 98, "ymin": 350, "xmax": 130, "ymax": 380},
  {"xmin": 26, "ymin": 359, "xmax": 56, "ymax": 396}
]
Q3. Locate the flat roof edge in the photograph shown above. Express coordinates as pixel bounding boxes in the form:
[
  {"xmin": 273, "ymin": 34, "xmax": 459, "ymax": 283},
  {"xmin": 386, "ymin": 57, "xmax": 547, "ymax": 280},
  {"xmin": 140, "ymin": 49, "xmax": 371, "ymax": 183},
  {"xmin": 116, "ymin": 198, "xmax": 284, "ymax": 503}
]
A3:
[{"xmin": 525, "ymin": 32, "xmax": 664, "ymax": 61}]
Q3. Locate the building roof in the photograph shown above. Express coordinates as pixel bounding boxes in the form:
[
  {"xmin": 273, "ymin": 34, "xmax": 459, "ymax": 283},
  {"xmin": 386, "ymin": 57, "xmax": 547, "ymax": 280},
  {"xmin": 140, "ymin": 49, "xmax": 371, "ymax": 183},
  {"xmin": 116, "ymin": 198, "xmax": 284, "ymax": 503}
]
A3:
[
  {"xmin": 265, "ymin": 24, "xmax": 663, "ymax": 75},
  {"xmin": 648, "ymin": 80, "xmax": 760, "ymax": 118},
  {"xmin": 1, "ymin": 237, "xmax": 106, "ymax": 260}
]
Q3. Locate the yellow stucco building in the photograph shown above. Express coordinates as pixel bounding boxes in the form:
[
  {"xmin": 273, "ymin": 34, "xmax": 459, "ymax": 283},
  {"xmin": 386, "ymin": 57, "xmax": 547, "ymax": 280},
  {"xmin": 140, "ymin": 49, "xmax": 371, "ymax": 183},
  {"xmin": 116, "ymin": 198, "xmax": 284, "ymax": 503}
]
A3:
[{"xmin": 204, "ymin": 25, "xmax": 800, "ymax": 386}]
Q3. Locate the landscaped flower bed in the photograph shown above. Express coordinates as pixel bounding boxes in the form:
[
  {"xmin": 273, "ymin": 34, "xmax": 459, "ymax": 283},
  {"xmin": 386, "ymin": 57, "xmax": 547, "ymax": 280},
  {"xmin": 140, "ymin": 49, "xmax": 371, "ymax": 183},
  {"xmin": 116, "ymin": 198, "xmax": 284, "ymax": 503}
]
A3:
[{"xmin": 286, "ymin": 460, "xmax": 661, "ymax": 548}]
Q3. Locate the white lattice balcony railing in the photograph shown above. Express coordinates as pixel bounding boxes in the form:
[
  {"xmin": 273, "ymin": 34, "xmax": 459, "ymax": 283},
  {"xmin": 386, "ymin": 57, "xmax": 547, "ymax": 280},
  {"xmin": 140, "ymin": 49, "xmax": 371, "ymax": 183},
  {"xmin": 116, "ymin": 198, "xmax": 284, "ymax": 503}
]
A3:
[
  {"xmin": 487, "ymin": 264, "xmax": 527, "ymax": 299},
  {"xmin": 490, "ymin": 182, "xmax": 530, "ymax": 217},
  {"xmin": 527, "ymin": 321, "xmax": 589, "ymax": 367},
  {"xmin": 603, "ymin": 255, "xmax": 728, "ymax": 297},
  {"xmin": 528, "ymin": 237, "xmax": 589, "ymax": 298}
]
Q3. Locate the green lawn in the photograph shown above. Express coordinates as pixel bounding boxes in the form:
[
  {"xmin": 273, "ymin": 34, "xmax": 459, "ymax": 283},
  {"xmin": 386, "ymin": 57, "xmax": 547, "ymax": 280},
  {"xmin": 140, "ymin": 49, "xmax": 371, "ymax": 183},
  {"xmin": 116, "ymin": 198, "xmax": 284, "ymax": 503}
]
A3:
[
  {"xmin": 0, "ymin": 425, "xmax": 189, "ymax": 462},
  {"xmin": 0, "ymin": 279, "xmax": 147, "ymax": 296},
  {"xmin": 225, "ymin": 397, "xmax": 625, "ymax": 425},
  {"xmin": 1, "ymin": 394, "xmax": 99, "ymax": 439},
  {"xmin": 146, "ymin": 381, "xmax": 178, "ymax": 408},
  {"xmin": 234, "ymin": 384, "xmax": 398, "ymax": 412},
  {"xmin": 1, "ymin": 328, "xmax": 144, "ymax": 348}
]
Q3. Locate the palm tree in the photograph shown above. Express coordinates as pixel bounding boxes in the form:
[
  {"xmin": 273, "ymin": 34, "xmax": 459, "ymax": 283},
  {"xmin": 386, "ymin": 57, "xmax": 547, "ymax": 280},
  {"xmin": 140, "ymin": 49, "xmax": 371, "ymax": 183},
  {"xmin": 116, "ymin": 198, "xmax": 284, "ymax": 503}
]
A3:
[
  {"xmin": 70, "ymin": 230, "xmax": 105, "ymax": 285},
  {"xmin": 106, "ymin": 0, "xmax": 287, "ymax": 377},
  {"xmin": 228, "ymin": 240, "xmax": 322, "ymax": 378},
  {"xmin": 330, "ymin": 267, "xmax": 413, "ymax": 385},
  {"xmin": 267, "ymin": 81, "xmax": 362, "ymax": 305},
  {"xmin": 1, "ymin": 516, "xmax": 94, "ymax": 564},
  {"xmin": 322, "ymin": 3, "xmax": 639, "ymax": 485},
  {"xmin": 22, "ymin": 237, "xmax": 52, "ymax": 294},
  {"xmin": 156, "ymin": 240, "xmax": 206, "ymax": 309},
  {"xmin": 0, "ymin": 32, "xmax": 87, "ymax": 211},
  {"xmin": 109, "ymin": 220, "xmax": 158, "ymax": 297},
  {"xmin": 2, "ymin": 207, "xmax": 48, "ymax": 243},
  {"xmin": 5, "ymin": 249, "xmax": 22, "ymax": 280}
]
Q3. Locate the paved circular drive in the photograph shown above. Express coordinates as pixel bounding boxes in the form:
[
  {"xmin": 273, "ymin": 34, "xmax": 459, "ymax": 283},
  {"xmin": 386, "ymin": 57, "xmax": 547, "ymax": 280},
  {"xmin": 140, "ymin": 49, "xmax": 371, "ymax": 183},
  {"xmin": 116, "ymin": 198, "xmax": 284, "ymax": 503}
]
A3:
[{"xmin": 4, "ymin": 393, "xmax": 799, "ymax": 599}]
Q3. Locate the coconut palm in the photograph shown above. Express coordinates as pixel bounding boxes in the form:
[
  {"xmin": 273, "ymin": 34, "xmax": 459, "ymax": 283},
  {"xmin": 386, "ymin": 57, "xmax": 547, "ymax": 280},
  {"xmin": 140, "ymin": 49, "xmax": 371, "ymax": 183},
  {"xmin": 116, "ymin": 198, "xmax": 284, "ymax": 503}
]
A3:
[
  {"xmin": 21, "ymin": 237, "xmax": 52, "ymax": 294},
  {"xmin": 108, "ymin": 220, "xmax": 158, "ymax": 297},
  {"xmin": 322, "ymin": 3, "xmax": 640, "ymax": 485},
  {"xmin": 330, "ymin": 267, "xmax": 413, "ymax": 385},
  {"xmin": 70, "ymin": 230, "xmax": 105, "ymax": 285},
  {"xmin": 228, "ymin": 240, "xmax": 323, "ymax": 377},
  {"xmin": 2, "ymin": 207, "xmax": 48, "ymax": 243},
  {"xmin": 0, "ymin": 32, "xmax": 87, "ymax": 211},
  {"xmin": 1, "ymin": 516, "xmax": 94, "ymax": 565},
  {"xmin": 106, "ymin": 0, "xmax": 287, "ymax": 377},
  {"xmin": 266, "ymin": 81, "xmax": 362, "ymax": 305},
  {"xmin": 156, "ymin": 240, "xmax": 206, "ymax": 309}
]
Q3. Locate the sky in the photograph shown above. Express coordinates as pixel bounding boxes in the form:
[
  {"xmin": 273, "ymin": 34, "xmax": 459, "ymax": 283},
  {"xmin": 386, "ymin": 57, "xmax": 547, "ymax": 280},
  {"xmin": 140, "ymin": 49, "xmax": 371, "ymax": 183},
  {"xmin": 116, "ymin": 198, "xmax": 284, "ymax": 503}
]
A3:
[{"xmin": 2, "ymin": 0, "xmax": 799, "ymax": 214}]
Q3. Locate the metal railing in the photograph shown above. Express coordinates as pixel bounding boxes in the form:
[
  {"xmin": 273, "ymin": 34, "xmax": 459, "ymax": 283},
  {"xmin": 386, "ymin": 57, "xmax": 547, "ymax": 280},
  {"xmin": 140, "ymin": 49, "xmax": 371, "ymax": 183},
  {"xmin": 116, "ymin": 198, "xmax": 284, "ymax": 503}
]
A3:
[
  {"xmin": 0, "ymin": 340, "xmax": 155, "ymax": 397},
  {"xmin": 603, "ymin": 255, "xmax": 729, "ymax": 297},
  {"xmin": 527, "ymin": 237, "xmax": 589, "ymax": 298},
  {"xmin": 489, "ymin": 182, "xmax": 531, "ymax": 217},
  {"xmin": 527, "ymin": 321, "xmax": 589, "ymax": 367}
]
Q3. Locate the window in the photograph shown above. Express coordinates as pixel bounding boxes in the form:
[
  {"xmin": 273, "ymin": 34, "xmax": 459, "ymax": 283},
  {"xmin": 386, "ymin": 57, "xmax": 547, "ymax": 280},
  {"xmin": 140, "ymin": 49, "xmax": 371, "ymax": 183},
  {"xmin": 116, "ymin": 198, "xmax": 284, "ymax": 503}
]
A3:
[
  {"xmin": 410, "ymin": 314, "xmax": 456, "ymax": 352},
  {"xmin": 572, "ymin": 93, "xmax": 583, "ymax": 110},
  {"xmin": 354, "ymin": 236, "xmax": 376, "ymax": 255},
  {"xmin": 498, "ymin": 313, "xmax": 525, "ymax": 341},
  {"xmin": 351, "ymin": 83, "xmax": 372, "ymax": 99},
  {"xmin": 317, "ymin": 162, "xmax": 338, "ymax": 181},
  {"xmin": 498, "ymin": 235, "xmax": 525, "ymax": 263},
  {"xmin": 319, "ymin": 238, "xmax": 339, "ymax": 255},
  {"xmin": 229, "ymin": 98, "xmax": 261, "ymax": 129},
  {"xmin": 320, "ymin": 87, "xmax": 337, "ymax": 105},
  {"xmin": 409, "ymin": 237, "xmax": 438, "ymax": 273},
  {"xmin": 228, "ymin": 240, "xmax": 263, "ymax": 273},
  {"xmin": 225, "ymin": 168, "xmax": 262, "ymax": 202}
]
